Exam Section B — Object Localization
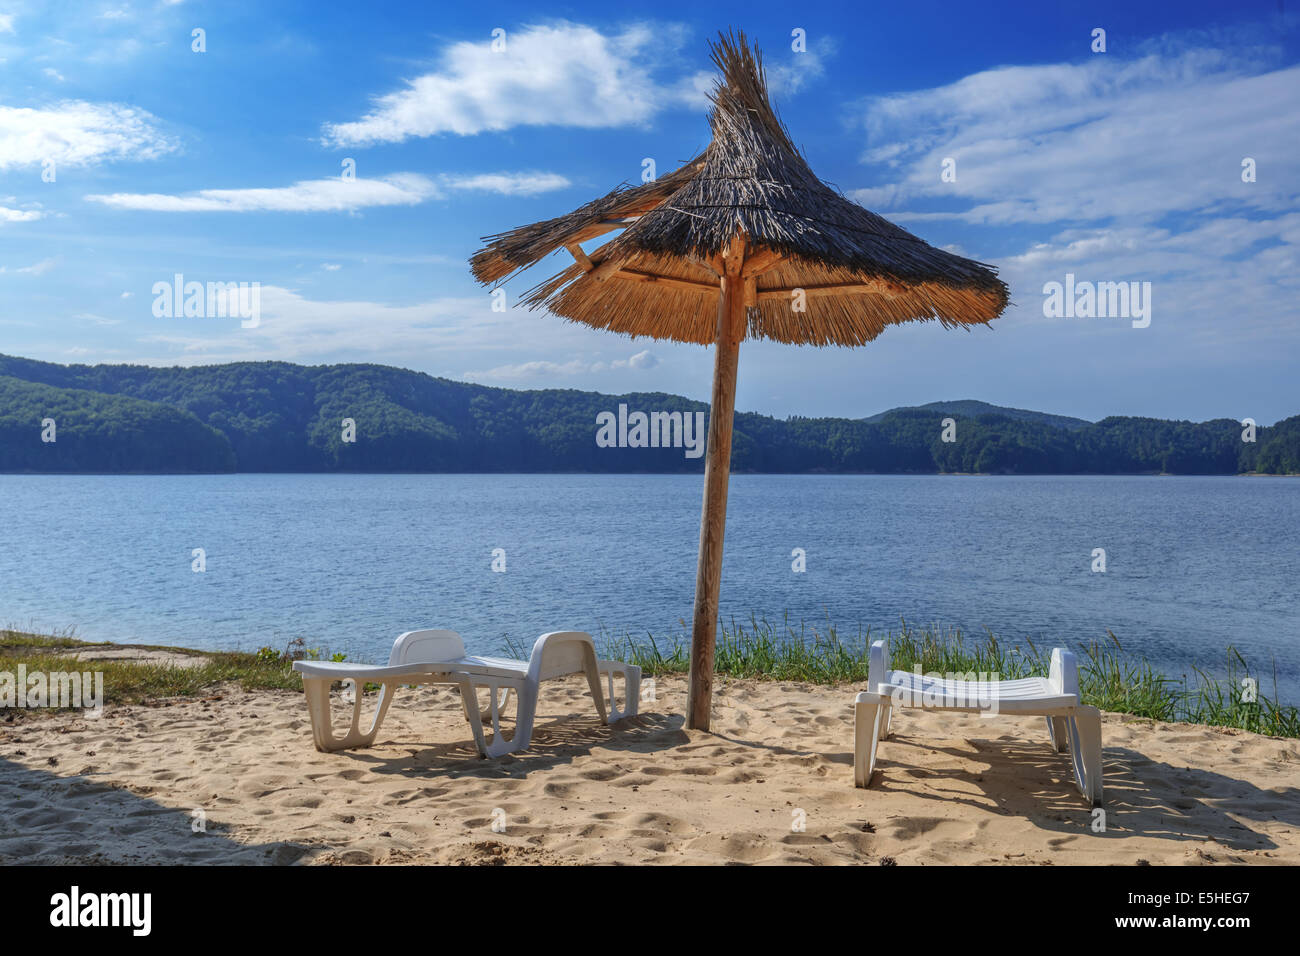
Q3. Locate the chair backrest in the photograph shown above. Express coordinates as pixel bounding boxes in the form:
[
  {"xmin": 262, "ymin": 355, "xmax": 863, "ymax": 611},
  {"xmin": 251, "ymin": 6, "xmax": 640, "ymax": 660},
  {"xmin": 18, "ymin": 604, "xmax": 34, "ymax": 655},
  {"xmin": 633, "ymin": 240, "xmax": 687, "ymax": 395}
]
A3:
[
  {"xmin": 1049, "ymin": 648, "xmax": 1079, "ymax": 698},
  {"xmin": 389, "ymin": 629, "xmax": 466, "ymax": 666},
  {"xmin": 528, "ymin": 631, "xmax": 596, "ymax": 682},
  {"xmin": 868, "ymin": 640, "xmax": 892, "ymax": 690}
]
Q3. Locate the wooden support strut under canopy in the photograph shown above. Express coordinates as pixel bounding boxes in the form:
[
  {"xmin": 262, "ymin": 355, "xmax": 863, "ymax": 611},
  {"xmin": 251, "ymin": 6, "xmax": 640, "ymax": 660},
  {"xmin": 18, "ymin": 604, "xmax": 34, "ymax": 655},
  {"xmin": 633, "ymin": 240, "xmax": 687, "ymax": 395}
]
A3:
[{"xmin": 564, "ymin": 241, "xmax": 902, "ymax": 302}]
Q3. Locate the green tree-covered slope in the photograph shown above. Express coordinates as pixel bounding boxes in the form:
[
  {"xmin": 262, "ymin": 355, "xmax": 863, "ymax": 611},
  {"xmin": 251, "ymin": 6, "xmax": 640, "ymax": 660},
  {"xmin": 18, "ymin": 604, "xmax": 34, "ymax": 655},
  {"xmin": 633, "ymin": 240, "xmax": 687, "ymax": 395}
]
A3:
[{"xmin": 0, "ymin": 354, "xmax": 1294, "ymax": 475}]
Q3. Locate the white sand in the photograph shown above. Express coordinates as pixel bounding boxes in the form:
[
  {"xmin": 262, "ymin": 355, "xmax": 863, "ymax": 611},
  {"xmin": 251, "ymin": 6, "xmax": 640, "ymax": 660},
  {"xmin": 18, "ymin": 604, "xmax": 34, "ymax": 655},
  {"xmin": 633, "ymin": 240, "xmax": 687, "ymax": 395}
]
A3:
[{"xmin": 1, "ymin": 674, "xmax": 1296, "ymax": 865}]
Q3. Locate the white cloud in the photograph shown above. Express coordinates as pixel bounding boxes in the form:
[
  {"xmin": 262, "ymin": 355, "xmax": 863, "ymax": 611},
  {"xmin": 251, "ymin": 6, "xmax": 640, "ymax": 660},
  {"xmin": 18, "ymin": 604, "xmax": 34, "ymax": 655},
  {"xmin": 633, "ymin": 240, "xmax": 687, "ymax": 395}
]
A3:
[
  {"xmin": 322, "ymin": 22, "xmax": 698, "ymax": 144},
  {"xmin": 620, "ymin": 349, "xmax": 659, "ymax": 370},
  {"xmin": 15, "ymin": 257, "xmax": 57, "ymax": 275},
  {"xmin": 321, "ymin": 263, "xmax": 341, "ymax": 271},
  {"xmin": 670, "ymin": 71, "xmax": 714, "ymax": 110},
  {"xmin": 469, "ymin": 358, "xmax": 595, "ymax": 379},
  {"xmin": 849, "ymin": 47, "xmax": 1299, "ymax": 226},
  {"xmin": 86, "ymin": 174, "xmax": 441, "ymax": 212},
  {"xmin": 995, "ymin": 214, "xmax": 1300, "ymax": 343},
  {"xmin": 43, "ymin": 67, "xmax": 65, "ymax": 82},
  {"xmin": 0, "ymin": 205, "xmax": 43, "ymax": 223},
  {"xmin": 135, "ymin": 287, "xmax": 498, "ymax": 363},
  {"xmin": 767, "ymin": 36, "xmax": 837, "ymax": 96},
  {"xmin": 441, "ymin": 171, "xmax": 571, "ymax": 196},
  {"xmin": 0, "ymin": 14, "xmax": 13, "ymax": 34},
  {"xmin": 122, "ymin": 284, "xmax": 652, "ymax": 371},
  {"xmin": 85, "ymin": 169, "xmax": 571, "ymax": 212},
  {"xmin": 0, "ymin": 100, "xmax": 176, "ymax": 171},
  {"xmin": 840, "ymin": 33, "xmax": 1300, "ymax": 354},
  {"xmin": 467, "ymin": 349, "xmax": 659, "ymax": 381}
]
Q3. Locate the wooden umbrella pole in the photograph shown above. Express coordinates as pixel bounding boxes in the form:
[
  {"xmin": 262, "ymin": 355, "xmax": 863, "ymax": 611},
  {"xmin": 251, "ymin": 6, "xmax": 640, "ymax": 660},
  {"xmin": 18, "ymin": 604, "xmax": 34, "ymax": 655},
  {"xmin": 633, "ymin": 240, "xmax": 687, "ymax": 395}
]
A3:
[{"xmin": 687, "ymin": 242, "xmax": 747, "ymax": 731}]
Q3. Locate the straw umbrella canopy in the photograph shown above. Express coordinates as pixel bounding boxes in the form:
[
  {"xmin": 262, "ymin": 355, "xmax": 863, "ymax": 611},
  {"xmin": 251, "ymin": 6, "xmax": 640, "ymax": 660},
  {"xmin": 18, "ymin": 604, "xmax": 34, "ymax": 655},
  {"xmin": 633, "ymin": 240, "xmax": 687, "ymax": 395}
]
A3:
[{"xmin": 470, "ymin": 31, "xmax": 1008, "ymax": 731}]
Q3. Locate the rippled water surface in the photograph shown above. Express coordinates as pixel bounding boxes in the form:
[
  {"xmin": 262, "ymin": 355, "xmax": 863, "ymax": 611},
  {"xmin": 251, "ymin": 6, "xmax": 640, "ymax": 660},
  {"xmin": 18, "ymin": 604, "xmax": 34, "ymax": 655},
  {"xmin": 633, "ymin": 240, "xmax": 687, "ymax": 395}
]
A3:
[{"xmin": 2, "ymin": 474, "xmax": 1296, "ymax": 698}]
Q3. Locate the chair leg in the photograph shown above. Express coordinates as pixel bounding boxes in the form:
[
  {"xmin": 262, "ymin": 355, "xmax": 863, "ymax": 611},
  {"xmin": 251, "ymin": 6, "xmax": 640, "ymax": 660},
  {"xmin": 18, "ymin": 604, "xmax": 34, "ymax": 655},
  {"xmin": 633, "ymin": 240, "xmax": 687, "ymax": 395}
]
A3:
[
  {"xmin": 457, "ymin": 680, "xmax": 486, "ymax": 756},
  {"xmin": 1069, "ymin": 706, "xmax": 1104, "ymax": 805},
  {"xmin": 491, "ymin": 682, "xmax": 535, "ymax": 757},
  {"xmin": 1046, "ymin": 715, "xmax": 1069, "ymax": 752},
  {"xmin": 582, "ymin": 651, "xmax": 608, "ymax": 725},
  {"xmin": 484, "ymin": 680, "xmax": 521, "ymax": 757},
  {"xmin": 854, "ymin": 692, "xmax": 886, "ymax": 788},
  {"xmin": 878, "ymin": 695, "xmax": 893, "ymax": 740},
  {"xmin": 596, "ymin": 662, "xmax": 641, "ymax": 722},
  {"xmin": 302, "ymin": 677, "xmax": 335, "ymax": 751},
  {"xmin": 459, "ymin": 678, "xmax": 530, "ymax": 758},
  {"xmin": 302, "ymin": 677, "xmax": 396, "ymax": 752},
  {"xmin": 624, "ymin": 667, "xmax": 641, "ymax": 718}
]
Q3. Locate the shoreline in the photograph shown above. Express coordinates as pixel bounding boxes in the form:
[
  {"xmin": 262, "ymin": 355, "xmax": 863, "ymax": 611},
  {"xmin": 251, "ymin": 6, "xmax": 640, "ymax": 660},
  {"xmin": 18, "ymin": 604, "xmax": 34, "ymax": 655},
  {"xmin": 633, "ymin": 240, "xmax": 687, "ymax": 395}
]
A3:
[{"xmin": 5, "ymin": 630, "xmax": 1296, "ymax": 738}]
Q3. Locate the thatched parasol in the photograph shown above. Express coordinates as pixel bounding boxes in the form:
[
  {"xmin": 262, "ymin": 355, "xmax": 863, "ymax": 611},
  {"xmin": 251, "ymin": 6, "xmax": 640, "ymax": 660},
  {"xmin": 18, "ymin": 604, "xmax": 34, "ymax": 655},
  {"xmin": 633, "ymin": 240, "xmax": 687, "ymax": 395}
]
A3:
[{"xmin": 471, "ymin": 30, "xmax": 1008, "ymax": 731}]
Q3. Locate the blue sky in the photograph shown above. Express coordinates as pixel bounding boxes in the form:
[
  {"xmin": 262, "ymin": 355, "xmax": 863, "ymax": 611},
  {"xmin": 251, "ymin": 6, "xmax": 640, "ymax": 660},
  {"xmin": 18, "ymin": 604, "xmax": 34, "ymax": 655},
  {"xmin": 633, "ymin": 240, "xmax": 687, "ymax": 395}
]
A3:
[{"xmin": 1, "ymin": 0, "xmax": 1297, "ymax": 423}]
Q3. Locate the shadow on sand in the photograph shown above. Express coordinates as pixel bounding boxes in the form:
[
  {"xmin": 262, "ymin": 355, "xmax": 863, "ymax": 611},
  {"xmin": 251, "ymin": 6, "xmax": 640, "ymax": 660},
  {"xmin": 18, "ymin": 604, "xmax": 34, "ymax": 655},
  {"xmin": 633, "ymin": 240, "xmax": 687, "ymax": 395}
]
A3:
[
  {"xmin": 864, "ymin": 731, "xmax": 1299, "ymax": 853},
  {"xmin": 0, "ymin": 758, "xmax": 315, "ymax": 865},
  {"xmin": 335, "ymin": 709, "xmax": 687, "ymax": 781}
]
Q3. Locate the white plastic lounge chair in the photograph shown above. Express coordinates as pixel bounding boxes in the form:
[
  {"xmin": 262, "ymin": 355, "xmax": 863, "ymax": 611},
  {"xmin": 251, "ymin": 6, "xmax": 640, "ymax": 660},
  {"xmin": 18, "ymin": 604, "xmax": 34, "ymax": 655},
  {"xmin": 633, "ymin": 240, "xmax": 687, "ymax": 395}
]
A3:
[
  {"xmin": 292, "ymin": 629, "xmax": 640, "ymax": 758},
  {"xmin": 854, "ymin": 640, "xmax": 1103, "ymax": 804}
]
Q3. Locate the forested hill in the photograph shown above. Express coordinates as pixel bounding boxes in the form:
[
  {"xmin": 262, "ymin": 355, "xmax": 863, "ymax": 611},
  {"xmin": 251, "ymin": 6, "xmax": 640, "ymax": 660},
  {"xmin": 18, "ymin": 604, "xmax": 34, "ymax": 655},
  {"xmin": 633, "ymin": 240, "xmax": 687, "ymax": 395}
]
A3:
[
  {"xmin": 864, "ymin": 400, "xmax": 1091, "ymax": 432},
  {"xmin": 0, "ymin": 354, "xmax": 1296, "ymax": 475}
]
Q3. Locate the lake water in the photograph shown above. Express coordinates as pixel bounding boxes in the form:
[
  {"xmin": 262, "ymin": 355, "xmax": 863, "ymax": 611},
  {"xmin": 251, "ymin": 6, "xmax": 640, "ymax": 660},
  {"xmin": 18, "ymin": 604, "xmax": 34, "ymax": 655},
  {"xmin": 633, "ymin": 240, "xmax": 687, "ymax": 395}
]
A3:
[{"xmin": 1, "ymin": 474, "xmax": 1297, "ymax": 701}]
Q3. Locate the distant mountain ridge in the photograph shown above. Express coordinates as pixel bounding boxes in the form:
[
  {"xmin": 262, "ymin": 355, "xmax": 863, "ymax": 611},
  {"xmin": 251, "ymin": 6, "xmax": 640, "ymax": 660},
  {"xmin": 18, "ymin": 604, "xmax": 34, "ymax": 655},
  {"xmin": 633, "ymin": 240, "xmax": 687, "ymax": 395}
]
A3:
[
  {"xmin": 864, "ymin": 400, "xmax": 1092, "ymax": 431},
  {"xmin": 1, "ymin": 354, "xmax": 1297, "ymax": 476}
]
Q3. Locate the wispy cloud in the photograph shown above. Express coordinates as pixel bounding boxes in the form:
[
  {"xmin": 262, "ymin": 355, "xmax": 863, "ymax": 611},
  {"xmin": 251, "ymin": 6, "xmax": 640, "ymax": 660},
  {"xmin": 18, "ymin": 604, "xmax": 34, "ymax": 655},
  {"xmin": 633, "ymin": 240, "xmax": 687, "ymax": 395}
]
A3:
[
  {"xmin": 122, "ymin": 283, "xmax": 659, "ymax": 374},
  {"xmin": 132, "ymin": 287, "xmax": 523, "ymax": 365},
  {"xmin": 84, "ymin": 169, "xmax": 571, "ymax": 212},
  {"xmin": 467, "ymin": 349, "xmax": 659, "ymax": 381},
  {"xmin": 441, "ymin": 171, "xmax": 572, "ymax": 196},
  {"xmin": 849, "ymin": 44, "xmax": 1299, "ymax": 226},
  {"xmin": 0, "ymin": 203, "xmax": 43, "ymax": 223},
  {"xmin": 0, "ymin": 100, "xmax": 176, "ymax": 171},
  {"xmin": 767, "ymin": 35, "xmax": 837, "ymax": 96},
  {"xmin": 843, "ymin": 31, "xmax": 1300, "ymax": 352},
  {"xmin": 322, "ymin": 22, "xmax": 698, "ymax": 144},
  {"xmin": 73, "ymin": 312, "xmax": 120, "ymax": 326},
  {"xmin": 1, "ymin": 257, "xmax": 58, "ymax": 275},
  {"xmin": 85, "ymin": 174, "xmax": 442, "ymax": 213},
  {"xmin": 995, "ymin": 214, "xmax": 1300, "ymax": 342},
  {"xmin": 139, "ymin": 290, "xmax": 472, "ymax": 358}
]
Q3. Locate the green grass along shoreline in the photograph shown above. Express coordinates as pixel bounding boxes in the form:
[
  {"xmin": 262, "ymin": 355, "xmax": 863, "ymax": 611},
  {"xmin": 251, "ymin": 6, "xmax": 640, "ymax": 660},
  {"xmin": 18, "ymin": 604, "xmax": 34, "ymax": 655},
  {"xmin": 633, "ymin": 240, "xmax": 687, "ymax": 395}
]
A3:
[{"xmin": 3, "ymin": 619, "xmax": 1296, "ymax": 739}]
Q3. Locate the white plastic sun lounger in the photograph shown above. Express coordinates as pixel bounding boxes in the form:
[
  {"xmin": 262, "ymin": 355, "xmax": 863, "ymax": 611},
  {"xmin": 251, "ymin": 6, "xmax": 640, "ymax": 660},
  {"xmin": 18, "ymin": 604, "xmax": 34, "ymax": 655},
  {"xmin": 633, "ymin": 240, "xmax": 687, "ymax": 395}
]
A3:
[
  {"xmin": 854, "ymin": 640, "xmax": 1103, "ymax": 804},
  {"xmin": 292, "ymin": 629, "xmax": 640, "ymax": 758}
]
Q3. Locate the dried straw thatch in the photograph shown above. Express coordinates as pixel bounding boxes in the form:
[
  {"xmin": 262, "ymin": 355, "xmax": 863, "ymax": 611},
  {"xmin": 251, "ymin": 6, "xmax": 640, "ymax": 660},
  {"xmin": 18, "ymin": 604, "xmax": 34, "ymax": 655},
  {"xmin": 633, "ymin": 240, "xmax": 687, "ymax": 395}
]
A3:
[{"xmin": 470, "ymin": 30, "xmax": 1008, "ymax": 347}]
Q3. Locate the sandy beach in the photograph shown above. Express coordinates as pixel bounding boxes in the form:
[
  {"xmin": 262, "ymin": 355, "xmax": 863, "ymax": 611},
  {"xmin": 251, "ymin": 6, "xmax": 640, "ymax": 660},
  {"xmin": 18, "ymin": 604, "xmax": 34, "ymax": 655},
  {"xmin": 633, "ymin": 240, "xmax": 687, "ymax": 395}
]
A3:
[{"xmin": 1, "ymin": 674, "xmax": 1296, "ymax": 865}]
